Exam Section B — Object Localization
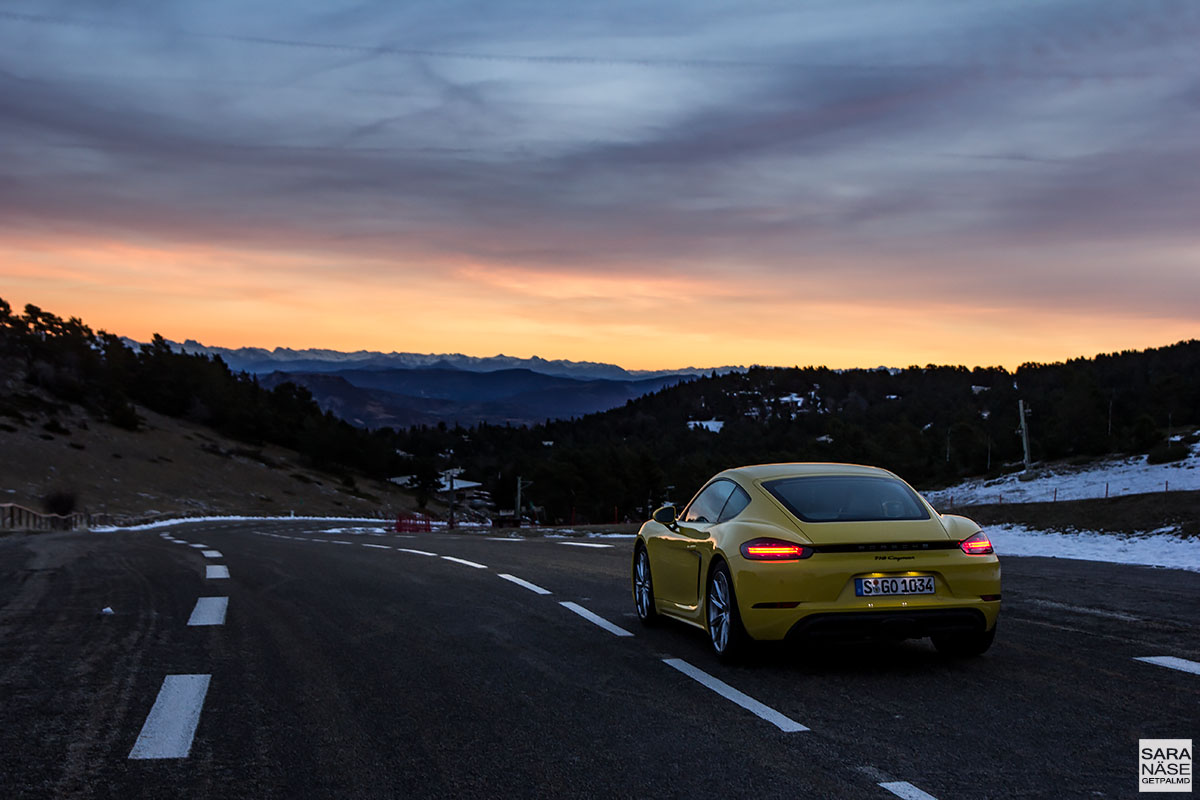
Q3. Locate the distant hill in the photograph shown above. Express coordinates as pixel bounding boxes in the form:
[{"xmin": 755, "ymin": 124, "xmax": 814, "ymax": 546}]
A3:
[
  {"xmin": 258, "ymin": 367, "xmax": 693, "ymax": 428},
  {"xmin": 387, "ymin": 339, "xmax": 1200, "ymax": 523}
]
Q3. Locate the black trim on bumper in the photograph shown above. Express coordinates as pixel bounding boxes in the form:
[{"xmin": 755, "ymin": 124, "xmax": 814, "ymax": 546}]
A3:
[
  {"xmin": 810, "ymin": 540, "xmax": 960, "ymax": 554},
  {"xmin": 786, "ymin": 608, "xmax": 987, "ymax": 643}
]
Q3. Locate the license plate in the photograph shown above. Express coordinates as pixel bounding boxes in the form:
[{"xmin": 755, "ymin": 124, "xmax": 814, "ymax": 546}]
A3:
[{"xmin": 855, "ymin": 576, "xmax": 935, "ymax": 597}]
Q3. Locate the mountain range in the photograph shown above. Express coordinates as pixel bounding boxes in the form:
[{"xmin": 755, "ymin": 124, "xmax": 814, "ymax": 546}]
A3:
[
  {"xmin": 256, "ymin": 367, "xmax": 691, "ymax": 428},
  {"xmin": 160, "ymin": 340, "xmax": 738, "ymax": 382},
  {"xmin": 148, "ymin": 340, "xmax": 734, "ymax": 428}
]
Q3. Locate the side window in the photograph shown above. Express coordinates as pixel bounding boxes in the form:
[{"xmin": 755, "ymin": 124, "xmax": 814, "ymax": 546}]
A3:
[
  {"xmin": 682, "ymin": 480, "xmax": 735, "ymax": 523},
  {"xmin": 717, "ymin": 484, "xmax": 751, "ymax": 523}
]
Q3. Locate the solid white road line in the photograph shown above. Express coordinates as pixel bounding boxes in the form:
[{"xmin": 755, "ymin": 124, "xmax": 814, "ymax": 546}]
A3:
[
  {"xmin": 363, "ymin": 543, "xmax": 392, "ymax": 550},
  {"xmin": 498, "ymin": 574, "xmax": 552, "ymax": 595},
  {"xmin": 558, "ymin": 542, "xmax": 613, "ymax": 549},
  {"xmin": 1134, "ymin": 656, "xmax": 1200, "ymax": 676},
  {"xmin": 396, "ymin": 548, "xmax": 438, "ymax": 557},
  {"xmin": 879, "ymin": 781, "xmax": 939, "ymax": 800},
  {"xmin": 128, "ymin": 674, "xmax": 211, "ymax": 759},
  {"xmin": 662, "ymin": 658, "xmax": 808, "ymax": 733},
  {"xmin": 201, "ymin": 550, "xmax": 222, "ymax": 558},
  {"xmin": 442, "ymin": 556, "xmax": 488, "ymax": 569},
  {"xmin": 187, "ymin": 597, "xmax": 229, "ymax": 626},
  {"xmin": 560, "ymin": 602, "xmax": 633, "ymax": 637},
  {"xmin": 205, "ymin": 565, "xmax": 230, "ymax": 579}
]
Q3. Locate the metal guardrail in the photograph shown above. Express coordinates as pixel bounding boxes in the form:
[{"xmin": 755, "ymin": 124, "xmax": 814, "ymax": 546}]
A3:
[{"xmin": 0, "ymin": 503, "xmax": 89, "ymax": 531}]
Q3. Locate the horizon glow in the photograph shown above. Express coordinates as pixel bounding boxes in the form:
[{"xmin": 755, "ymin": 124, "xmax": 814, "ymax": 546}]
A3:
[{"xmin": 1, "ymin": 1, "xmax": 1197, "ymax": 371}]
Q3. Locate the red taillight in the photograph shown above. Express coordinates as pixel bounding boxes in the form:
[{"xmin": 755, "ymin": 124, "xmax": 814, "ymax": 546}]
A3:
[
  {"xmin": 741, "ymin": 538, "xmax": 812, "ymax": 561},
  {"xmin": 960, "ymin": 531, "xmax": 994, "ymax": 555}
]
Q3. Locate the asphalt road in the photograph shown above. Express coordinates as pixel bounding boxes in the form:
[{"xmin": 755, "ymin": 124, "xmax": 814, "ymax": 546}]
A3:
[{"xmin": 1, "ymin": 520, "xmax": 1196, "ymax": 799}]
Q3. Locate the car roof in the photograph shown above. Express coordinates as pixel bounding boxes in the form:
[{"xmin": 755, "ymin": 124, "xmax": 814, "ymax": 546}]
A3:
[{"xmin": 717, "ymin": 462, "xmax": 900, "ymax": 483}]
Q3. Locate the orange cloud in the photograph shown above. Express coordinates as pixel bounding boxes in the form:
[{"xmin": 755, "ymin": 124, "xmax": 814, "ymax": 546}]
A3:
[{"xmin": 3, "ymin": 233, "xmax": 1195, "ymax": 372}]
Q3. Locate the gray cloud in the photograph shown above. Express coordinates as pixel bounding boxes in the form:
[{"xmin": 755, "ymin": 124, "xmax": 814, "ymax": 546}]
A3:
[{"xmin": 1, "ymin": 0, "xmax": 1199, "ymax": 319}]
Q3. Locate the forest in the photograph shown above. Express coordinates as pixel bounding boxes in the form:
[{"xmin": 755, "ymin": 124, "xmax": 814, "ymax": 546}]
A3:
[{"xmin": 3, "ymin": 298, "xmax": 1196, "ymax": 524}]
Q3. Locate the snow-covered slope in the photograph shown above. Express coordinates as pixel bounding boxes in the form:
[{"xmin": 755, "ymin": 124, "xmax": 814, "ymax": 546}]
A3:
[
  {"xmin": 919, "ymin": 443, "xmax": 1199, "ymax": 571},
  {"xmin": 925, "ymin": 442, "xmax": 1200, "ymax": 506}
]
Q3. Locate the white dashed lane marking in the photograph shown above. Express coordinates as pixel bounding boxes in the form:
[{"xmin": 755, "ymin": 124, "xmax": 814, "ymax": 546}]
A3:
[
  {"xmin": 201, "ymin": 550, "xmax": 222, "ymax": 558},
  {"xmin": 498, "ymin": 574, "xmax": 552, "ymax": 595},
  {"xmin": 560, "ymin": 602, "xmax": 633, "ymax": 637},
  {"xmin": 662, "ymin": 658, "xmax": 808, "ymax": 733},
  {"xmin": 396, "ymin": 548, "xmax": 438, "ymax": 557},
  {"xmin": 558, "ymin": 542, "xmax": 613, "ymax": 549},
  {"xmin": 128, "ymin": 674, "xmax": 211, "ymax": 760},
  {"xmin": 880, "ymin": 781, "xmax": 939, "ymax": 800},
  {"xmin": 205, "ymin": 565, "xmax": 230, "ymax": 580},
  {"xmin": 1024, "ymin": 598, "xmax": 1142, "ymax": 622},
  {"xmin": 362, "ymin": 544, "xmax": 392, "ymax": 550},
  {"xmin": 187, "ymin": 597, "xmax": 229, "ymax": 627},
  {"xmin": 442, "ymin": 556, "xmax": 487, "ymax": 569},
  {"xmin": 188, "ymin": 544, "xmax": 207, "ymax": 549},
  {"xmin": 1134, "ymin": 656, "xmax": 1200, "ymax": 676}
]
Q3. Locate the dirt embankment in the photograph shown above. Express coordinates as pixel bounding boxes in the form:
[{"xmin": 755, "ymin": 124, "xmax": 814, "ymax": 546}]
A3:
[
  {"xmin": 1, "ymin": 390, "xmax": 421, "ymax": 524},
  {"xmin": 946, "ymin": 490, "xmax": 1200, "ymax": 537}
]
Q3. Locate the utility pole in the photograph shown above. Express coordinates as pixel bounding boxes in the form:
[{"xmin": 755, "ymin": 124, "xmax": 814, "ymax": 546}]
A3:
[
  {"xmin": 515, "ymin": 476, "xmax": 533, "ymax": 523},
  {"xmin": 1018, "ymin": 399, "xmax": 1032, "ymax": 471}
]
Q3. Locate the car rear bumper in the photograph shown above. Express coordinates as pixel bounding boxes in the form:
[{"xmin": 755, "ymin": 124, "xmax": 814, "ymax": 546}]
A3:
[
  {"xmin": 731, "ymin": 548, "xmax": 1001, "ymax": 641},
  {"xmin": 784, "ymin": 607, "xmax": 988, "ymax": 644}
]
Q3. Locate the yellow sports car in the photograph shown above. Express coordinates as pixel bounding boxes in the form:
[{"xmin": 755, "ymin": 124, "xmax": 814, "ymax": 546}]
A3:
[{"xmin": 632, "ymin": 463, "xmax": 1000, "ymax": 660}]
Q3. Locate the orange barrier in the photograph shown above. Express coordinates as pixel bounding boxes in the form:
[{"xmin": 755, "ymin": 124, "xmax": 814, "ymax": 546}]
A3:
[{"xmin": 395, "ymin": 512, "xmax": 433, "ymax": 533}]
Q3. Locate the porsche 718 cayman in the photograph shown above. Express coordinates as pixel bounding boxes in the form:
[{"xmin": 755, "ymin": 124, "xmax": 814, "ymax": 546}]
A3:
[{"xmin": 632, "ymin": 463, "xmax": 1000, "ymax": 660}]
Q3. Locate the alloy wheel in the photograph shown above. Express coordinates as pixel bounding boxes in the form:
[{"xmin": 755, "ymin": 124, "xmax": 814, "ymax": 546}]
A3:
[
  {"xmin": 634, "ymin": 550, "xmax": 653, "ymax": 619},
  {"xmin": 707, "ymin": 571, "xmax": 730, "ymax": 652}
]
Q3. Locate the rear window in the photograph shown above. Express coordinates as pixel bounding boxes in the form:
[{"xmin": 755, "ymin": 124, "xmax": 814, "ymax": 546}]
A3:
[{"xmin": 763, "ymin": 475, "xmax": 930, "ymax": 523}]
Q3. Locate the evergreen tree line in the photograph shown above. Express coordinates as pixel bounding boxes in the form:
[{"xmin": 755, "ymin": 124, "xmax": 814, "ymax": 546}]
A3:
[{"xmin": 395, "ymin": 342, "xmax": 1199, "ymax": 524}]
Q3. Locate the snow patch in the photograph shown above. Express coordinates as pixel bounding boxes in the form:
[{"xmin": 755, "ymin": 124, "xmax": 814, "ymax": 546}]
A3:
[
  {"xmin": 927, "ymin": 443, "xmax": 1199, "ymax": 506},
  {"xmin": 991, "ymin": 524, "xmax": 1200, "ymax": 572},
  {"xmin": 93, "ymin": 515, "xmax": 394, "ymax": 532}
]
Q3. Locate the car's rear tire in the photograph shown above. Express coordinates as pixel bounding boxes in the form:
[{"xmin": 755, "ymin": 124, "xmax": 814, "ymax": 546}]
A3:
[
  {"xmin": 633, "ymin": 545, "xmax": 659, "ymax": 625},
  {"xmin": 932, "ymin": 624, "xmax": 996, "ymax": 657},
  {"xmin": 706, "ymin": 561, "xmax": 750, "ymax": 661}
]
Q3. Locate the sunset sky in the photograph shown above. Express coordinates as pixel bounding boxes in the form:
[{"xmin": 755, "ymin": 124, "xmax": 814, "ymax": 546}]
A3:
[{"xmin": 2, "ymin": 1, "xmax": 1198, "ymax": 370}]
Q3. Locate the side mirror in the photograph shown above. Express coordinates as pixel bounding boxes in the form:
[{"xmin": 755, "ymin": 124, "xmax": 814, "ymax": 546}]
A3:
[{"xmin": 652, "ymin": 505, "xmax": 678, "ymax": 526}]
